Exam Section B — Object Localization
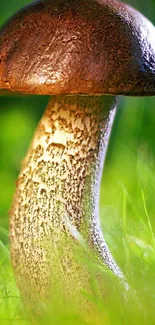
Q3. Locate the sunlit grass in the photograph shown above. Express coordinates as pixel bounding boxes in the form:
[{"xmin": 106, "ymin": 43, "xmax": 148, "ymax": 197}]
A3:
[
  {"xmin": 1, "ymin": 154, "xmax": 155, "ymax": 324},
  {"xmin": 0, "ymin": 227, "xmax": 25, "ymax": 325}
]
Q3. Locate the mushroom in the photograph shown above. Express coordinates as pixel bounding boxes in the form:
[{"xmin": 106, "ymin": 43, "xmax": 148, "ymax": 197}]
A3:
[{"xmin": 0, "ymin": 0, "xmax": 155, "ymax": 306}]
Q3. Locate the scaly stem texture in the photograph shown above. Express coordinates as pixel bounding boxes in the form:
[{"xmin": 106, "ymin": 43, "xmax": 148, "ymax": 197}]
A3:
[{"xmin": 10, "ymin": 95, "xmax": 122, "ymax": 304}]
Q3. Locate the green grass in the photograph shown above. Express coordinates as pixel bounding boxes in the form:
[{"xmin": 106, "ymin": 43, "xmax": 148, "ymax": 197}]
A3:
[{"xmin": 1, "ymin": 154, "xmax": 155, "ymax": 324}]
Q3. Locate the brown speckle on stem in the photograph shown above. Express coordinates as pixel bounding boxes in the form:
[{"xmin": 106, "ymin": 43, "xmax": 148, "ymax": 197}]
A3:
[{"xmin": 10, "ymin": 95, "xmax": 122, "ymax": 304}]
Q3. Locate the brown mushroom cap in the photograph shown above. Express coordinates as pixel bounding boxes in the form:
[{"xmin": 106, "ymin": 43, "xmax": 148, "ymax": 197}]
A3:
[{"xmin": 0, "ymin": 0, "xmax": 155, "ymax": 96}]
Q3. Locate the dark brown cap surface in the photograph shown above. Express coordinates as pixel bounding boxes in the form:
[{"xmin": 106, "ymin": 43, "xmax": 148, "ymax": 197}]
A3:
[{"xmin": 0, "ymin": 0, "xmax": 155, "ymax": 96}]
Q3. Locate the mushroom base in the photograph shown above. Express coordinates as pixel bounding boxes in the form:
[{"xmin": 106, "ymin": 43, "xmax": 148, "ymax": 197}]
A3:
[{"xmin": 10, "ymin": 95, "xmax": 122, "ymax": 309}]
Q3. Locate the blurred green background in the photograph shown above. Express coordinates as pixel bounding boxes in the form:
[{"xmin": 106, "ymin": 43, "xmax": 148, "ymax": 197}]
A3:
[{"xmin": 0, "ymin": 0, "xmax": 155, "ymax": 235}]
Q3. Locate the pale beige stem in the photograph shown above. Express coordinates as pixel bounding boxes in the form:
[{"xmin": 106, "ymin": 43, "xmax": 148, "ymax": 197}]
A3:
[{"xmin": 10, "ymin": 95, "xmax": 122, "ymax": 304}]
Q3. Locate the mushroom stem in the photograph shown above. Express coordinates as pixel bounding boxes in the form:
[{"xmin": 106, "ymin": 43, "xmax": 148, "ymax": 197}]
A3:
[{"xmin": 10, "ymin": 95, "xmax": 123, "ymax": 301}]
